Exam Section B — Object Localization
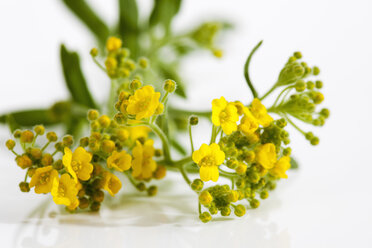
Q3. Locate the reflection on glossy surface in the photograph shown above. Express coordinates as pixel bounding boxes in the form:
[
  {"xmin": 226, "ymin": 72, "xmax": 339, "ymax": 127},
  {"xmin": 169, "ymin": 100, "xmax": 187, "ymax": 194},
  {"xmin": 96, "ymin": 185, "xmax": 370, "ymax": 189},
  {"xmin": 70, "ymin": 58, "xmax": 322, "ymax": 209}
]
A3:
[{"xmin": 9, "ymin": 187, "xmax": 290, "ymax": 248}]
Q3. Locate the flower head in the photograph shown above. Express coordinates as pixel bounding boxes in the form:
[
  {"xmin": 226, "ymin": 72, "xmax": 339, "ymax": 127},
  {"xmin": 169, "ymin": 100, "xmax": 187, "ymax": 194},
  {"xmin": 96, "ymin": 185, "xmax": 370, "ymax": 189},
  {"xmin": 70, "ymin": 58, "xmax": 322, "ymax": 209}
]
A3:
[
  {"xmin": 270, "ymin": 156, "xmax": 291, "ymax": 178},
  {"xmin": 192, "ymin": 143, "xmax": 225, "ymax": 182},
  {"xmin": 126, "ymin": 86, "xmax": 161, "ymax": 120},
  {"xmin": 107, "ymin": 150, "xmax": 132, "ymax": 172},
  {"xmin": 238, "ymin": 107, "xmax": 259, "ymax": 135},
  {"xmin": 29, "ymin": 166, "xmax": 58, "ymax": 194},
  {"xmin": 63, "ymin": 147, "xmax": 93, "ymax": 182},
  {"xmin": 132, "ymin": 139, "xmax": 157, "ymax": 179},
  {"xmin": 102, "ymin": 172, "xmax": 122, "ymax": 196},
  {"xmin": 250, "ymin": 98, "xmax": 273, "ymax": 127},
  {"xmin": 51, "ymin": 173, "xmax": 79, "ymax": 209},
  {"xmin": 212, "ymin": 97, "xmax": 239, "ymax": 135},
  {"xmin": 255, "ymin": 143, "xmax": 277, "ymax": 169}
]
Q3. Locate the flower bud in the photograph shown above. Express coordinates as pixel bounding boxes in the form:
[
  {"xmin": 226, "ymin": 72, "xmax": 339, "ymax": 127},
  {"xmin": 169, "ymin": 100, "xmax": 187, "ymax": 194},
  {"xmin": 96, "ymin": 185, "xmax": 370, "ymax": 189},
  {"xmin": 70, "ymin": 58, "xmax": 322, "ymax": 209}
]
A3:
[
  {"xmin": 101, "ymin": 140, "xmax": 115, "ymax": 154},
  {"xmin": 19, "ymin": 182, "xmax": 30, "ymax": 192},
  {"xmin": 62, "ymin": 135, "xmax": 74, "ymax": 147},
  {"xmin": 313, "ymin": 66, "xmax": 320, "ymax": 75},
  {"xmin": 130, "ymin": 79, "xmax": 142, "ymax": 90},
  {"xmin": 228, "ymin": 190, "xmax": 239, "ymax": 202},
  {"xmin": 41, "ymin": 153, "xmax": 53, "ymax": 166},
  {"xmin": 20, "ymin": 130, "xmax": 34, "ymax": 143},
  {"xmin": 199, "ymin": 191, "xmax": 213, "ymax": 205},
  {"xmin": 250, "ymin": 199, "xmax": 260, "ymax": 209},
  {"xmin": 34, "ymin": 125, "xmax": 45, "ymax": 135},
  {"xmin": 199, "ymin": 212, "xmax": 212, "ymax": 223},
  {"xmin": 191, "ymin": 179, "xmax": 204, "ymax": 191},
  {"xmin": 320, "ymin": 108, "xmax": 330, "ymax": 118},
  {"xmin": 212, "ymin": 49, "xmax": 223, "ymax": 58},
  {"xmin": 93, "ymin": 190, "xmax": 105, "ymax": 202},
  {"xmin": 221, "ymin": 207, "xmax": 231, "ymax": 216},
  {"xmin": 6, "ymin": 139, "xmax": 15, "ymax": 150},
  {"xmin": 310, "ymin": 137, "xmax": 319, "ymax": 146},
  {"xmin": 155, "ymin": 103, "xmax": 164, "ymax": 115},
  {"xmin": 189, "ymin": 115, "xmax": 199, "ymax": 126},
  {"xmin": 16, "ymin": 155, "xmax": 32, "ymax": 169},
  {"xmin": 55, "ymin": 142, "xmax": 64, "ymax": 152},
  {"xmin": 98, "ymin": 115, "xmax": 111, "ymax": 128},
  {"xmin": 260, "ymin": 190, "xmax": 269, "ymax": 199},
  {"xmin": 226, "ymin": 158, "xmax": 238, "ymax": 169},
  {"xmin": 106, "ymin": 37, "xmax": 122, "ymax": 52},
  {"xmin": 163, "ymin": 79, "xmax": 176, "ymax": 93},
  {"xmin": 29, "ymin": 148, "xmax": 42, "ymax": 160},
  {"xmin": 293, "ymin": 51, "xmax": 302, "ymax": 59},
  {"xmin": 234, "ymin": 204, "xmax": 246, "ymax": 217},
  {"xmin": 79, "ymin": 137, "xmax": 89, "ymax": 147},
  {"xmin": 46, "ymin": 132, "xmax": 58, "ymax": 142},
  {"xmin": 147, "ymin": 186, "xmax": 158, "ymax": 196},
  {"xmin": 105, "ymin": 57, "xmax": 117, "ymax": 71},
  {"xmin": 315, "ymin": 80, "xmax": 323, "ymax": 89},
  {"xmin": 90, "ymin": 202, "xmax": 101, "ymax": 212},
  {"xmin": 13, "ymin": 130, "xmax": 22, "ymax": 138},
  {"xmin": 90, "ymin": 47, "xmax": 98, "ymax": 57},
  {"xmin": 154, "ymin": 149, "xmax": 162, "ymax": 157},
  {"xmin": 79, "ymin": 197, "xmax": 90, "ymax": 209},
  {"xmin": 236, "ymin": 163, "xmax": 247, "ymax": 175},
  {"xmin": 209, "ymin": 206, "xmax": 218, "ymax": 215},
  {"xmin": 138, "ymin": 57, "xmax": 149, "ymax": 69},
  {"xmin": 295, "ymin": 80, "xmax": 306, "ymax": 92},
  {"xmin": 53, "ymin": 159, "xmax": 63, "ymax": 170},
  {"xmin": 87, "ymin": 110, "xmax": 99, "ymax": 121},
  {"xmin": 313, "ymin": 92, "xmax": 324, "ymax": 104},
  {"xmin": 137, "ymin": 182, "xmax": 146, "ymax": 192}
]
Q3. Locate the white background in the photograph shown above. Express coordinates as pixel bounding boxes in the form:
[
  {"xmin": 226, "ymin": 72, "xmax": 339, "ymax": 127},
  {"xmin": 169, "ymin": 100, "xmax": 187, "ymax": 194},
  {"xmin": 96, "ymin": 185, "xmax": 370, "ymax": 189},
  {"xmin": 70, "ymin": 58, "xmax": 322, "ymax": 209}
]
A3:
[{"xmin": 0, "ymin": 0, "xmax": 371, "ymax": 247}]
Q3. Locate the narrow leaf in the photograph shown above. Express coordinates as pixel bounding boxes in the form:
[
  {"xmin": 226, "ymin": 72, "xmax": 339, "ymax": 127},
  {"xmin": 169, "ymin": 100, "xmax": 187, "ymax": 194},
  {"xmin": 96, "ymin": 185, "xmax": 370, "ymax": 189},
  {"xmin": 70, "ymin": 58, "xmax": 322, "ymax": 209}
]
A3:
[
  {"xmin": 171, "ymin": 138, "xmax": 187, "ymax": 156},
  {"xmin": 149, "ymin": 0, "xmax": 182, "ymax": 34},
  {"xmin": 118, "ymin": 0, "xmax": 140, "ymax": 58},
  {"xmin": 0, "ymin": 109, "xmax": 61, "ymax": 127},
  {"xmin": 5, "ymin": 115, "xmax": 20, "ymax": 133},
  {"xmin": 290, "ymin": 157, "xmax": 299, "ymax": 169},
  {"xmin": 61, "ymin": 0, "xmax": 109, "ymax": 44},
  {"xmin": 60, "ymin": 44, "xmax": 97, "ymax": 109}
]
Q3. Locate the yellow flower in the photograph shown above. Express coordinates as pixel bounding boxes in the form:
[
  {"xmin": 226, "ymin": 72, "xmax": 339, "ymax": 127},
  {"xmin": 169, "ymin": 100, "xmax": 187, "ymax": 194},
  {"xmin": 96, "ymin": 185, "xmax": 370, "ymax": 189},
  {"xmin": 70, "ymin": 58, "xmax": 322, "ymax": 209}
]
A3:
[
  {"xmin": 126, "ymin": 86, "xmax": 161, "ymax": 120},
  {"xmin": 132, "ymin": 139, "xmax": 157, "ymax": 179},
  {"xmin": 51, "ymin": 174, "xmax": 79, "ymax": 209},
  {"xmin": 63, "ymin": 147, "xmax": 93, "ymax": 182},
  {"xmin": 126, "ymin": 120, "xmax": 151, "ymax": 141},
  {"xmin": 106, "ymin": 37, "xmax": 122, "ymax": 52},
  {"xmin": 192, "ymin": 143, "xmax": 225, "ymax": 182},
  {"xmin": 270, "ymin": 156, "xmax": 291, "ymax": 178},
  {"xmin": 29, "ymin": 166, "xmax": 58, "ymax": 194},
  {"xmin": 212, "ymin": 97, "xmax": 239, "ymax": 135},
  {"xmin": 102, "ymin": 172, "xmax": 122, "ymax": 196},
  {"xmin": 255, "ymin": 143, "xmax": 277, "ymax": 169},
  {"xmin": 238, "ymin": 107, "xmax": 259, "ymax": 135},
  {"xmin": 107, "ymin": 150, "xmax": 132, "ymax": 172},
  {"xmin": 250, "ymin": 98, "xmax": 273, "ymax": 127}
]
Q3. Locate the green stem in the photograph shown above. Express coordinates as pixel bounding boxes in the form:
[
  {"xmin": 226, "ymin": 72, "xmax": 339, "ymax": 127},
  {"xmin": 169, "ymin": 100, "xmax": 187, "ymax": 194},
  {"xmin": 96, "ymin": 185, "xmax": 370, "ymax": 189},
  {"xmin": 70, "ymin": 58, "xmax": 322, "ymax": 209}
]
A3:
[
  {"xmin": 168, "ymin": 107, "xmax": 211, "ymax": 119},
  {"xmin": 41, "ymin": 141, "xmax": 51, "ymax": 152},
  {"xmin": 172, "ymin": 156, "xmax": 193, "ymax": 167},
  {"xmin": 189, "ymin": 124, "xmax": 195, "ymax": 153},
  {"xmin": 32, "ymin": 134, "xmax": 38, "ymax": 147},
  {"xmin": 271, "ymin": 86, "xmax": 293, "ymax": 108},
  {"xmin": 285, "ymin": 115, "xmax": 305, "ymax": 135},
  {"xmin": 147, "ymin": 122, "xmax": 171, "ymax": 162},
  {"xmin": 125, "ymin": 171, "xmax": 139, "ymax": 189},
  {"xmin": 11, "ymin": 150, "xmax": 19, "ymax": 156},
  {"xmin": 244, "ymin": 40, "xmax": 263, "ymax": 99},
  {"xmin": 180, "ymin": 163, "xmax": 191, "ymax": 185},
  {"xmin": 259, "ymin": 85, "xmax": 277, "ymax": 101},
  {"xmin": 92, "ymin": 56, "xmax": 107, "ymax": 73},
  {"xmin": 198, "ymin": 202, "xmax": 202, "ymax": 214},
  {"xmin": 210, "ymin": 125, "xmax": 217, "ymax": 144},
  {"xmin": 108, "ymin": 80, "xmax": 118, "ymax": 117}
]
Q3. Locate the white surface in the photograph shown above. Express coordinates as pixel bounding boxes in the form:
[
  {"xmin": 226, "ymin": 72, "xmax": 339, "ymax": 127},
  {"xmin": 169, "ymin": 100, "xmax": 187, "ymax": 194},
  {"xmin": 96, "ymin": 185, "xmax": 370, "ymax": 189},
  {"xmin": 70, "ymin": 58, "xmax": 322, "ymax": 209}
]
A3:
[{"xmin": 1, "ymin": 0, "xmax": 372, "ymax": 247}]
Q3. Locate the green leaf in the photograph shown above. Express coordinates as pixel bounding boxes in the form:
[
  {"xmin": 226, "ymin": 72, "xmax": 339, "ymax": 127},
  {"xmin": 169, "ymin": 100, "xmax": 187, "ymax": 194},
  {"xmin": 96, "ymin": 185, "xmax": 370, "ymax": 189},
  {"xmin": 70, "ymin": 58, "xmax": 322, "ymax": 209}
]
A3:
[
  {"xmin": 290, "ymin": 157, "xmax": 299, "ymax": 169},
  {"xmin": 60, "ymin": 44, "xmax": 97, "ymax": 109},
  {"xmin": 118, "ymin": 0, "xmax": 140, "ymax": 58},
  {"xmin": 61, "ymin": 0, "xmax": 109, "ymax": 44},
  {"xmin": 149, "ymin": 0, "xmax": 182, "ymax": 34},
  {"xmin": 171, "ymin": 138, "xmax": 187, "ymax": 156},
  {"xmin": 5, "ymin": 115, "xmax": 20, "ymax": 133},
  {"xmin": 0, "ymin": 109, "xmax": 61, "ymax": 127}
]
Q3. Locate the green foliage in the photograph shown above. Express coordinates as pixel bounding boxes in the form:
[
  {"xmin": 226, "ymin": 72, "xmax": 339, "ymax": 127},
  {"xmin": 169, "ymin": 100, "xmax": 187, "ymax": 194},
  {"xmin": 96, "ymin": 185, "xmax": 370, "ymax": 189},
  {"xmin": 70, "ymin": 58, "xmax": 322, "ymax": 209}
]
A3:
[{"xmin": 149, "ymin": 0, "xmax": 182, "ymax": 34}]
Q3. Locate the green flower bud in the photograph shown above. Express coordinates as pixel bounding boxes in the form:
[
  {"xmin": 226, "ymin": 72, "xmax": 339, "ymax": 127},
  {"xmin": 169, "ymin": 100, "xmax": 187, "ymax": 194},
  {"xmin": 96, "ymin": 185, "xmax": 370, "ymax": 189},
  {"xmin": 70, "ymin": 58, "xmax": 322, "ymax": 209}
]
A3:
[
  {"xmin": 138, "ymin": 57, "xmax": 149, "ymax": 69},
  {"xmin": 55, "ymin": 142, "xmax": 64, "ymax": 152},
  {"xmin": 53, "ymin": 159, "xmax": 63, "ymax": 170},
  {"xmin": 310, "ymin": 137, "xmax": 319, "ymax": 146},
  {"xmin": 87, "ymin": 109, "xmax": 99, "ymax": 121},
  {"xmin": 293, "ymin": 51, "xmax": 302, "ymax": 59},
  {"xmin": 191, "ymin": 179, "xmax": 204, "ymax": 191},
  {"xmin": 306, "ymin": 81, "xmax": 315, "ymax": 90},
  {"xmin": 34, "ymin": 125, "xmax": 45, "ymax": 135},
  {"xmin": 221, "ymin": 207, "xmax": 231, "ymax": 216},
  {"xmin": 189, "ymin": 115, "xmax": 199, "ymax": 126},
  {"xmin": 46, "ymin": 132, "xmax": 58, "ymax": 142},
  {"xmin": 295, "ymin": 80, "xmax": 306, "ymax": 92},
  {"xmin": 93, "ymin": 190, "xmax": 105, "ymax": 202},
  {"xmin": 13, "ymin": 129, "xmax": 22, "ymax": 139},
  {"xmin": 137, "ymin": 182, "xmax": 146, "ymax": 192},
  {"xmin": 6, "ymin": 139, "xmax": 15, "ymax": 150},
  {"xmin": 19, "ymin": 182, "xmax": 30, "ymax": 192},
  {"xmin": 320, "ymin": 108, "xmax": 330, "ymax": 118},
  {"xmin": 79, "ymin": 197, "xmax": 90, "ymax": 209},
  {"xmin": 277, "ymin": 62, "xmax": 305, "ymax": 86},
  {"xmin": 226, "ymin": 158, "xmax": 239, "ymax": 169},
  {"xmin": 163, "ymin": 79, "xmax": 176, "ymax": 93},
  {"xmin": 147, "ymin": 186, "xmax": 158, "ymax": 196},
  {"xmin": 90, "ymin": 47, "xmax": 98, "ymax": 57},
  {"xmin": 199, "ymin": 212, "xmax": 212, "ymax": 223},
  {"xmin": 80, "ymin": 137, "xmax": 89, "ymax": 147},
  {"xmin": 283, "ymin": 147, "xmax": 292, "ymax": 156},
  {"xmin": 209, "ymin": 206, "xmax": 218, "ymax": 215},
  {"xmin": 199, "ymin": 191, "xmax": 213, "ymax": 206},
  {"xmin": 315, "ymin": 80, "xmax": 323, "ymax": 89},
  {"xmin": 62, "ymin": 135, "xmax": 74, "ymax": 147},
  {"xmin": 90, "ymin": 201, "xmax": 101, "ymax": 212},
  {"xmin": 313, "ymin": 66, "xmax": 320, "ymax": 75},
  {"xmin": 250, "ymin": 199, "xmax": 260, "ymax": 209},
  {"xmin": 20, "ymin": 130, "xmax": 34, "ymax": 143},
  {"xmin": 260, "ymin": 190, "xmax": 269, "ymax": 199},
  {"xmin": 98, "ymin": 115, "xmax": 111, "ymax": 128},
  {"xmin": 114, "ymin": 113, "xmax": 127, "ymax": 125},
  {"xmin": 234, "ymin": 204, "xmax": 246, "ymax": 217},
  {"xmin": 130, "ymin": 79, "xmax": 142, "ymax": 90},
  {"xmin": 305, "ymin": 132, "xmax": 314, "ymax": 140}
]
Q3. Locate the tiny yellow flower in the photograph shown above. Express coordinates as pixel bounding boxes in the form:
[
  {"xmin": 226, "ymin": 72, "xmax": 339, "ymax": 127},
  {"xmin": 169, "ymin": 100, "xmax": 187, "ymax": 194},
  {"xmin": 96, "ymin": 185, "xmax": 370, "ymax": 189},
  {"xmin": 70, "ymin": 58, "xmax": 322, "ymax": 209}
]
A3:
[
  {"xmin": 250, "ymin": 98, "xmax": 273, "ymax": 127},
  {"xmin": 270, "ymin": 156, "xmax": 291, "ymax": 178},
  {"xmin": 126, "ymin": 86, "xmax": 161, "ymax": 120},
  {"xmin": 199, "ymin": 191, "xmax": 213, "ymax": 205},
  {"xmin": 51, "ymin": 174, "xmax": 79, "ymax": 209},
  {"xmin": 106, "ymin": 36, "xmax": 122, "ymax": 52},
  {"xmin": 238, "ymin": 107, "xmax": 259, "ymax": 135},
  {"xmin": 192, "ymin": 143, "xmax": 225, "ymax": 182},
  {"xmin": 132, "ymin": 139, "xmax": 157, "ymax": 179},
  {"xmin": 102, "ymin": 171, "xmax": 122, "ymax": 196},
  {"xmin": 126, "ymin": 120, "xmax": 151, "ymax": 141},
  {"xmin": 63, "ymin": 147, "xmax": 93, "ymax": 182},
  {"xmin": 29, "ymin": 166, "xmax": 58, "ymax": 194},
  {"xmin": 255, "ymin": 143, "xmax": 277, "ymax": 169},
  {"xmin": 107, "ymin": 150, "xmax": 132, "ymax": 172},
  {"xmin": 212, "ymin": 96, "xmax": 239, "ymax": 135}
]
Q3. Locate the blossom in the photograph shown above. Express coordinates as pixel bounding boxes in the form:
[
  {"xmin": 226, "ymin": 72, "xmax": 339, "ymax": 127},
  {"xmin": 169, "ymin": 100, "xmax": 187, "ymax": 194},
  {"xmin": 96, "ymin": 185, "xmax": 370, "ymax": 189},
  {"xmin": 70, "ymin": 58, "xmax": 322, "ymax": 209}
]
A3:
[
  {"xmin": 250, "ymin": 98, "xmax": 273, "ymax": 127},
  {"xmin": 102, "ymin": 172, "xmax": 122, "ymax": 196},
  {"xmin": 107, "ymin": 150, "xmax": 132, "ymax": 172},
  {"xmin": 270, "ymin": 156, "xmax": 291, "ymax": 178},
  {"xmin": 29, "ymin": 166, "xmax": 58, "ymax": 194},
  {"xmin": 63, "ymin": 147, "xmax": 93, "ymax": 182},
  {"xmin": 126, "ymin": 86, "xmax": 161, "ymax": 120},
  {"xmin": 51, "ymin": 174, "xmax": 79, "ymax": 209},
  {"xmin": 192, "ymin": 143, "xmax": 225, "ymax": 182},
  {"xmin": 131, "ymin": 139, "xmax": 157, "ymax": 179},
  {"xmin": 238, "ymin": 107, "xmax": 259, "ymax": 135},
  {"xmin": 106, "ymin": 37, "xmax": 122, "ymax": 52},
  {"xmin": 212, "ymin": 96, "xmax": 239, "ymax": 135},
  {"xmin": 255, "ymin": 143, "xmax": 277, "ymax": 169}
]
